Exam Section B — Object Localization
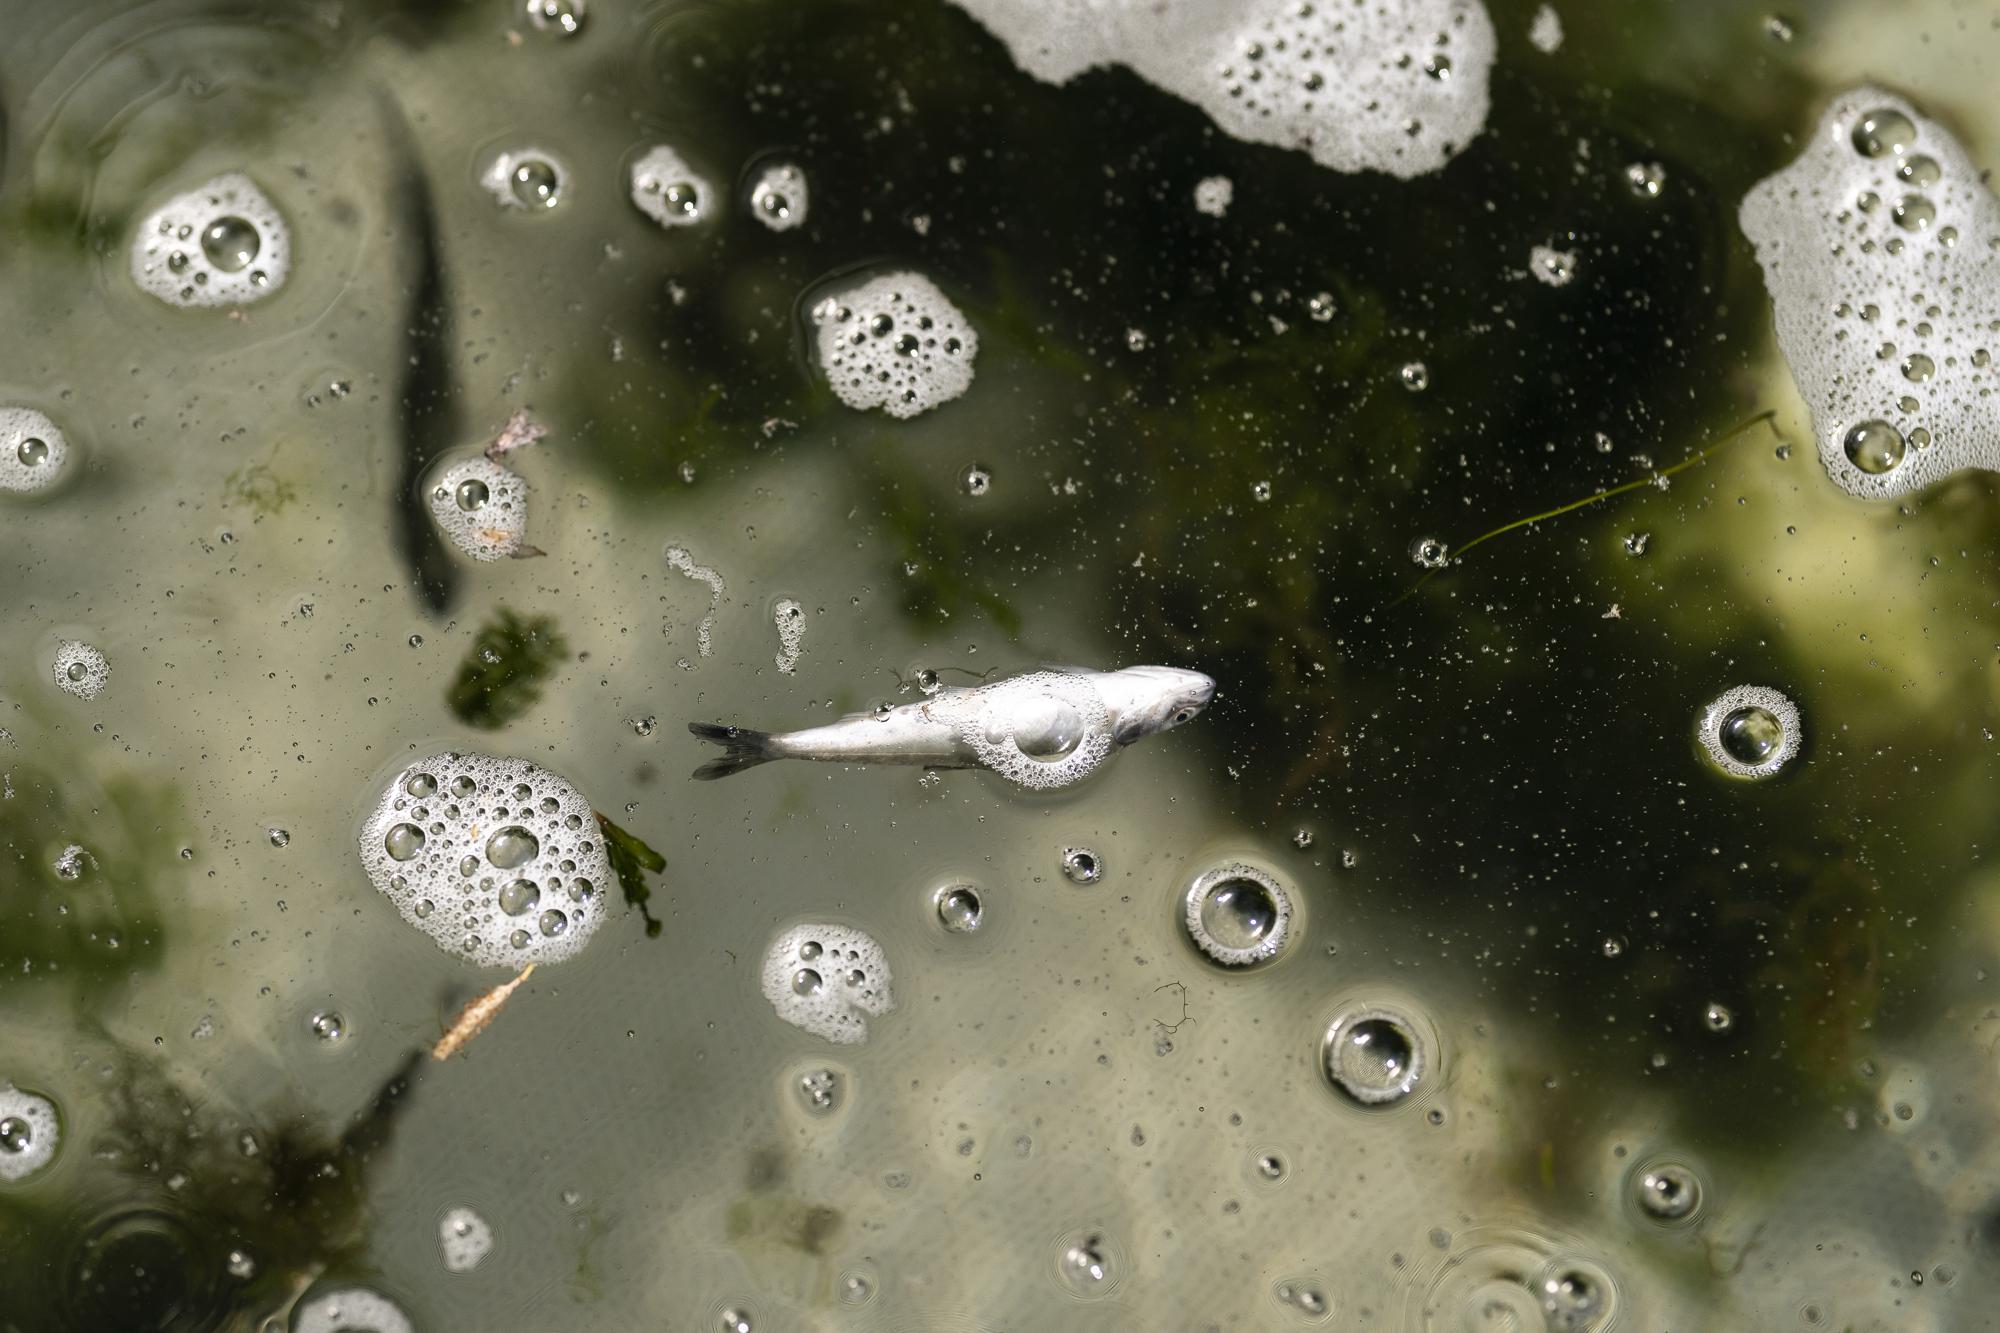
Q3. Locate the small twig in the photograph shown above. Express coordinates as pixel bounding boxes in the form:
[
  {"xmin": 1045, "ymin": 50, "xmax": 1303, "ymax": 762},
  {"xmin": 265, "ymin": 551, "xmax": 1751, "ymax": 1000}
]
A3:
[
  {"xmin": 485, "ymin": 408, "xmax": 549, "ymax": 461},
  {"xmin": 432, "ymin": 964, "xmax": 536, "ymax": 1061},
  {"xmin": 1153, "ymin": 980, "xmax": 1194, "ymax": 1035}
]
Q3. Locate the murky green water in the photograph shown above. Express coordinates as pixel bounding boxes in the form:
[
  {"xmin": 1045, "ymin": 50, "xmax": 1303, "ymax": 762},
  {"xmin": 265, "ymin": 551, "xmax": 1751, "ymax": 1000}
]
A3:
[{"xmin": 3, "ymin": 1, "xmax": 1999, "ymax": 1329}]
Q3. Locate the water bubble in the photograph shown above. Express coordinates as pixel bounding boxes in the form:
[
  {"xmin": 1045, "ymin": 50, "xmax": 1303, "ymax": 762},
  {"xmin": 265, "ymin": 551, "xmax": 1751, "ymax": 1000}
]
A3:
[
  {"xmin": 1061, "ymin": 846, "xmax": 1102, "ymax": 884},
  {"xmin": 796, "ymin": 1066, "xmax": 843, "ymax": 1115},
  {"xmin": 405, "ymin": 773, "xmax": 437, "ymax": 799},
  {"xmin": 748, "ymin": 162, "xmax": 809, "ymax": 231},
  {"xmin": 51, "ymin": 640, "xmax": 109, "ymax": 700},
  {"xmin": 1256, "ymin": 1152, "xmax": 1287, "ymax": 1182},
  {"xmin": 1321, "ymin": 1005, "xmax": 1427, "ymax": 1106},
  {"xmin": 1698, "ymin": 685, "xmax": 1801, "ymax": 779},
  {"xmin": 718, "ymin": 1309, "xmax": 753, "ymax": 1333},
  {"xmin": 267, "ymin": 828, "xmax": 290, "ymax": 848},
  {"xmin": 0, "ymin": 1086, "xmax": 58, "ymax": 1180},
  {"xmin": 961, "ymin": 464, "xmax": 992, "ymax": 496},
  {"xmin": 1765, "ymin": 13, "xmax": 1796, "ymax": 41},
  {"xmin": 1399, "ymin": 361, "xmax": 1429, "ymax": 392},
  {"xmin": 1530, "ymin": 243, "xmax": 1578, "ymax": 287},
  {"xmin": 497, "ymin": 879, "xmax": 541, "ymax": 916},
  {"xmin": 1633, "ymin": 1161, "xmax": 1703, "ymax": 1223},
  {"xmin": 1851, "ymin": 107, "xmax": 1917, "ymax": 158},
  {"xmin": 1625, "ymin": 161, "xmax": 1666, "ymax": 198},
  {"xmin": 838, "ymin": 1270, "xmax": 875, "ymax": 1305},
  {"xmin": 1292, "ymin": 828, "xmax": 1314, "ymax": 849},
  {"xmin": 1703, "ymin": 1002, "xmax": 1735, "ymax": 1033},
  {"xmin": 481, "ymin": 149, "xmax": 565, "ymax": 211},
  {"xmin": 294, "ymin": 1288, "xmax": 414, "ymax": 1333},
  {"xmin": 1409, "ymin": 536, "xmax": 1449, "ymax": 569},
  {"xmin": 428, "ymin": 455, "xmax": 529, "ymax": 561},
  {"xmin": 630, "ymin": 145, "xmax": 713, "ymax": 228},
  {"xmin": 485, "ymin": 826, "xmax": 540, "ymax": 869},
  {"xmin": 455, "ymin": 478, "xmax": 490, "ymax": 512},
  {"xmin": 53, "ymin": 844, "xmax": 89, "ymax": 881},
  {"xmin": 1891, "ymin": 193, "xmax": 1935, "ymax": 231},
  {"xmin": 1275, "ymin": 1279, "xmax": 1331, "ymax": 1321},
  {"xmin": 1054, "ymin": 1229, "xmax": 1122, "ymax": 1298},
  {"xmin": 1193, "ymin": 175, "xmax": 1234, "ymax": 218},
  {"xmin": 1183, "ymin": 861, "xmax": 1293, "ymax": 966},
  {"xmin": 1900, "ymin": 353, "xmax": 1935, "ymax": 382},
  {"xmin": 1308, "ymin": 291, "xmax": 1337, "ymax": 322},
  {"xmin": 1537, "ymin": 1260, "xmax": 1611, "ymax": 1332},
  {"xmin": 309, "ymin": 1011, "xmax": 345, "ymax": 1043},
  {"xmin": 761, "ymin": 924, "xmax": 893, "ymax": 1043},
  {"xmin": 199, "ymin": 216, "xmax": 260, "ymax": 271},
  {"xmin": 1251, "ymin": 479, "xmax": 1273, "ymax": 502},
  {"xmin": 439, "ymin": 1205, "xmax": 494, "ymax": 1273},
  {"xmin": 131, "ymin": 174, "xmax": 289, "ymax": 308},
  {"xmin": 935, "ymin": 883, "xmax": 983, "ymax": 933},
  {"xmin": 384, "ymin": 824, "xmax": 426, "ymax": 861},
  {"xmin": 524, "ymin": 0, "xmax": 585, "ymax": 34},
  {"xmin": 1842, "ymin": 419, "xmax": 1905, "ymax": 475}
]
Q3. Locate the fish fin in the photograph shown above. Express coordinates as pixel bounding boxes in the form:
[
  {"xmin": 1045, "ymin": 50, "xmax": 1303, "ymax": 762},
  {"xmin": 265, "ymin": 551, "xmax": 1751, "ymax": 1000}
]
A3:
[{"xmin": 688, "ymin": 722, "xmax": 779, "ymax": 780}]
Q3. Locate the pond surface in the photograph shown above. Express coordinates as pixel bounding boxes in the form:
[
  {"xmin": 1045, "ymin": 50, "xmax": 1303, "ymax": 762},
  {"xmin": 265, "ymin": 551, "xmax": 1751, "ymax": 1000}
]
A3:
[{"xmin": 1, "ymin": 1, "xmax": 1998, "ymax": 1329}]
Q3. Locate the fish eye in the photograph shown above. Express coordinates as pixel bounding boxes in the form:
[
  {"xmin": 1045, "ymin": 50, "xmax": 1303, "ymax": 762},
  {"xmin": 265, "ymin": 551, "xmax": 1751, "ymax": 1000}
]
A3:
[{"xmin": 1173, "ymin": 709, "xmax": 1192, "ymax": 724}]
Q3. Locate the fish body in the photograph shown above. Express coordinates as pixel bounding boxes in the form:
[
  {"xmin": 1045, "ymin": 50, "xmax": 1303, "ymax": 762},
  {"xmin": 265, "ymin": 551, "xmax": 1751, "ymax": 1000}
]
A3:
[{"xmin": 690, "ymin": 665, "xmax": 1215, "ymax": 786}]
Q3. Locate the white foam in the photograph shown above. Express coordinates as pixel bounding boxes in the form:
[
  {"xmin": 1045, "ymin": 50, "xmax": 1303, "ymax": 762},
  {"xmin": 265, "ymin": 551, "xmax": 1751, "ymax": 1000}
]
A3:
[
  {"xmin": 439, "ymin": 1205, "xmax": 494, "ymax": 1272},
  {"xmin": 810, "ymin": 271, "xmax": 979, "ymax": 419},
  {"xmin": 356, "ymin": 752, "xmax": 614, "ymax": 969},
  {"xmin": 773, "ymin": 598, "xmax": 805, "ymax": 673},
  {"xmin": 0, "ymin": 1084, "xmax": 60, "ymax": 1181},
  {"xmin": 1194, "ymin": 175, "xmax": 1234, "ymax": 218},
  {"xmin": 630, "ymin": 146, "xmax": 714, "ymax": 228},
  {"xmin": 0, "ymin": 407, "xmax": 71, "ymax": 493},
  {"xmin": 1740, "ymin": 88, "xmax": 2000, "ymax": 498},
  {"xmin": 949, "ymin": 0, "xmax": 1496, "ymax": 180},
  {"xmin": 665, "ymin": 545, "xmax": 724, "ymax": 656},
  {"xmin": 1529, "ymin": 244, "xmax": 1577, "ymax": 286},
  {"xmin": 1529, "ymin": 5, "xmax": 1563, "ymax": 53},
  {"xmin": 427, "ymin": 456, "xmax": 529, "ymax": 562},
  {"xmin": 749, "ymin": 163, "xmax": 809, "ymax": 231},
  {"xmin": 52, "ymin": 640, "xmax": 109, "ymax": 700},
  {"xmin": 932, "ymin": 671, "xmax": 1115, "ymax": 790},
  {"xmin": 761, "ymin": 923, "xmax": 894, "ymax": 1044},
  {"xmin": 294, "ymin": 1289, "xmax": 413, "ymax": 1333},
  {"xmin": 130, "ymin": 173, "xmax": 290, "ymax": 308}
]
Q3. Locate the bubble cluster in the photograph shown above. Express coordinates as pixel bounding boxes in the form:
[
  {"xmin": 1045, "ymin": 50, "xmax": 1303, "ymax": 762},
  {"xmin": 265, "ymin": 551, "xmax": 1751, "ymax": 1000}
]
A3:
[
  {"xmin": 439, "ymin": 1206, "xmax": 494, "ymax": 1272},
  {"xmin": 293, "ymin": 1288, "xmax": 413, "ymax": 1333},
  {"xmin": 665, "ymin": 545, "xmax": 724, "ymax": 656},
  {"xmin": 427, "ymin": 456, "xmax": 529, "ymax": 561},
  {"xmin": 130, "ymin": 173, "xmax": 290, "ymax": 308},
  {"xmin": 0, "ymin": 407, "xmax": 72, "ymax": 493},
  {"xmin": 1530, "ymin": 243, "xmax": 1578, "ymax": 286},
  {"xmin": 630, "ymin": 146, "xmax": 713, "ymax": 228},
  {"xmin": 0, "ymin": 1085, "xmax": 59, "ymax": 1182},
  {"xmin": 810, "ymin": 272, "xmax": 978, "ymax": 418},
  {"xmin": 760, "ymin": 924, "xmax": 894, "ymax": 1044},
  {"xmin": 1418, "ymin": 1230, "xmax": 1619, "ymax": 1333},
  {"xmin": 524, "ymin": 0, "xmax": 584, "ymax": 35},
  {"xmin": 1528, "ymin": 3, "xmax": 1563, "ymax": 52},
  {"xmin": 1697, "ymin": 685, "xmax": 1801, "ymax": 779},
  {"xmin": 749, "ymin": 163, "xmax": 809, "ymax": 231},
  {"xmin": 1182, "ymin": 861, "xmax": 1293, "ymax": 966},
  {"xmin": 948, "ymin": 0, "xmax": 1495, "ymax": 180},
  {"xmin": 931, "ymin": 671, "xmax": 1115, "ymax": 789},
  {"xmin": 1740, "ymin": 88, "xmax": 2000, "ymax": 497},
  {"xmin": 1194, "ymin": 175, "xmax": 1234, "ymax": 218},
  {"xmin": 1321, "ymin": 1004, "xmax": 1428, "ymax": 1106},
  {"xmin": 355, "ymin": 753, "xmax": 613, "ymax": 968},
  {"xmin": 483, "ymin": 149, "xmax": 565, "ymax": 211},
  {"xmin": 773, "ymin": 598, "xmax": 805, "ymax": 673},
  {"xmin": 52, "ymin": 640, "xmax": 110, "ymax": 700}
]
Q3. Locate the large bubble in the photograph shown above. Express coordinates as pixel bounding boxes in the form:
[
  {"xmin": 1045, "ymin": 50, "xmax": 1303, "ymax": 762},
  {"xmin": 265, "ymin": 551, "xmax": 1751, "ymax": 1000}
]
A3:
[
  {"xmin": 810, "ymin": 271, "xmax": 979, "ymax": 419},
  {"xmin": 1182, "ymin": 861, "xmax": 1294, "ymax": 967},
  {"xmin": 931, "ymin": 671, "xmax": 1114, "ymax": 790},
  {"xmin": 52, "ymin": 640, "xmax": 110, "ymax": 700},
  {"xmin": 427, "ymin": 455, "xmax": 530, "ymax": 561},
  {"xmin": 1740, "ymin": 88, "xmax": 2000, "ymax": 498},
  {"xmin": 760, "ymin": 923, "xmax": 894, "ymax": 1044},
  {"xmin": 293, "ymin": 1288, "xmax": 412, "ymax": 1333},
  {"xmin": 355, "ymin": 753, "xmax": 613, "ymax": 968},
  {"xmin": 130, "ymin": 173, "xmax": 290, "ymax": 308},
  {"xmin": 0, "ymin": 407, "xmax": 73, "ymax": 493},
  {"xmin": 947, "ymin": 0, "xmax": 1495, "ymax": 180},
  {"xmin": 1696, "ymin": 685, "xmax": 1801, "ymax": 780},
  {"xmin": 630, "ymin": 145, "xmax": 714, "ymax": 228},
  {"xmin": 0, "ymin": 1084, "xmax": 60, "ymax": 1182}
]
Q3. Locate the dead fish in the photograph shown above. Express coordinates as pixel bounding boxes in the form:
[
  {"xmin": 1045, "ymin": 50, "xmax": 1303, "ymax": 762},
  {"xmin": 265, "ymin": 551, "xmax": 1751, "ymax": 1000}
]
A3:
[{"xmin": 689, "ymin": 665, "xmax": 1215, "ymax": 787}]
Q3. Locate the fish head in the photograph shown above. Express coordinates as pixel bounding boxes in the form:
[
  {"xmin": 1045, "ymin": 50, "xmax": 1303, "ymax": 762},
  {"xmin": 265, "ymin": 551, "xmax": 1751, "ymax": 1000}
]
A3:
[{"xmin": 1102, "ymin": 666, "xmax": 1217, "ymax": 745}]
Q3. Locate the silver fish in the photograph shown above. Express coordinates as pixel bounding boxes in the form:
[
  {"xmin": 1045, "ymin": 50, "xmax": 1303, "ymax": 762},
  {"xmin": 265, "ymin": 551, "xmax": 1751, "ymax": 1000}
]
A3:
[{"xmin": 688, "ymin": 665, "xmax": 1216, "ymax": 785}]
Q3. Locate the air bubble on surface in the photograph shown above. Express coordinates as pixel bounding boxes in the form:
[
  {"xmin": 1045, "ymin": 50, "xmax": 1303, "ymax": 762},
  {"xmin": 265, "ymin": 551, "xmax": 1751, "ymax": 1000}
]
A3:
[
  {"xmin": 52, "ymin": 640, "xmax": 110, "ymax": 700},
  {"xmin": 665, "ymin": 545, "xmax": 724, "ymax": 656},
  {"xmin": 1740, "ymin": 88, "xmax": 2000, "ymax": 497},
  {"xmin": 130, "ymin": 173, "xmax": 289, "ymax": 308},
  {"xmin": 1530, "ymin": 243, "xmax": 1578, "ymax": 286},
  {"xmin": 356, "ymin": 752, "xmax": 612, "ymax": 968},
  {"xmin": 0, "ymin": 407, "xmax": 72, "ymax": 493},
  {"xmin": 524, "ymin": 0, "xmax": 584, "ymax": 34},
  {"xmin": 630, "ymin": 145, "xmax": 713, "ymax": 228},
  {"xmin": 1528, "ymin": 4, "xmax": 1563, "ymax": 52},
  {"xmin": 934, "ymin": 882, "xmax": 983, "ymax": 932},
  {"xmin": 773, "ymin": 598, "xmax": 805, "ymax": 673},
  {"xmin": 1194, "ymin": 175, "xmax": 1234, "ymax": 218},
  {"xmin": 0, "ymin": 1084, "xmax": 59, "ymax": 1181},
  {"xmin": 1631, "ymin": 1159, "xmax": 1704, "ymax": 1225},
  {"xmin": 293, "ymin": 1287, "xmax": 413, "ymax": 1333},
  {"xmin": 930, "ymin": 671, "xmax": 1115, "ymax": 789},
  {"xmin": 1061, "ymin": 846, "xmax": 1103, "ymax": 884},
  {"xmin": 948, "ymin": 0, "xmax": 1495, "ymax": 180},
  {"xmin": 427, "ymin": 455, "xmax": 529, "ymax": 561},
  {"xmin": 1321, "ymin": 1003, "xmax": 1429, "ymax": 1106},
  {"xmin": 810, "ymin": 271, "xmax": 979, "ymax": 418},
  {"xmin": 1183, "ymin": 861, "xmax": 1294, "ymax": 967},
  {"xmin": 1416, "ymin": 1228, "xmax": 1619, "ymax": 1332},
  {"xmin": 439, "ymin": 1205, "xmax": 494, "ymax": 1272},
  {"xmin": 482, "ymin": 148, "xmax": 565, "ymax": 210},
  {"xmin": 1052, "ymin": 1227, "xmax": 1124, "ymax": 1299},
  {"xmin": 1697, "ymin": 684, "xmax": 1801, "ymax": 779},
  {"xmin": 760, "ymin": 923, "xmax": 894, "ymax": 1044},
  {"xmin": 749, "ymin": 162, "xmax": 809, "ymax": 231}
]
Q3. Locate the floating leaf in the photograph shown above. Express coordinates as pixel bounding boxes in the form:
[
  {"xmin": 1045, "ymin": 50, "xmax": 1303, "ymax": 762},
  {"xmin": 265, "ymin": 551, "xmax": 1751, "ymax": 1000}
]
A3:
[
  {"xmin": 596, "ymin": 811, "xmax": 666, "ymax": 938},
  {"xmin": 447, "ymin": 608, "xmax": 567, "ymax": 729}
]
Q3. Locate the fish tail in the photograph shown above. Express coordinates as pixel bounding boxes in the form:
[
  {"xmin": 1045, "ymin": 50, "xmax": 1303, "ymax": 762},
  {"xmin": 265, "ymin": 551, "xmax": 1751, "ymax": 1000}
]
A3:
[{"xmin": 688, "ymin": 722, "xmax": 780, "ymax": 780}]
